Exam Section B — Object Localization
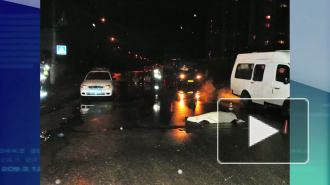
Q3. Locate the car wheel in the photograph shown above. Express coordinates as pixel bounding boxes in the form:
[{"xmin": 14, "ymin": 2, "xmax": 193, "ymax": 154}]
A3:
[
  {"xmin": 241, "ymin": 91, "xmax": 252, "ymax": 107},
  {"xmin": 241, "ymin": 91, "xmax": 252, "ymax": 106}
]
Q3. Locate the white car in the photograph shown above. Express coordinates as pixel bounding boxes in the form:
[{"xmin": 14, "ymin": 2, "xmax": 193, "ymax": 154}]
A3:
[{"xmin": 80, "ymin": 68, "xmax": 115, "ymax": 97}]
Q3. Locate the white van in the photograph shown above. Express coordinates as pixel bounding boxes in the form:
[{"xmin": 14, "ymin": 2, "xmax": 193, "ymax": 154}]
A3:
[{"xmin": 230, "ymin": 51, "xmax": 290, "ymax": 107}]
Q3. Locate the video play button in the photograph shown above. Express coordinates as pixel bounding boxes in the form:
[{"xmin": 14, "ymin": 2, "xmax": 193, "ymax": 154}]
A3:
[{"xmin": 249, "ymin": 116, "xmax": 279, "ymax": 147}]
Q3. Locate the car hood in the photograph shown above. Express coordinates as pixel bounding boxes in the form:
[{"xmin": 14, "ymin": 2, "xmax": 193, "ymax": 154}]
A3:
[{"xmin": 82, "ymin": 80, "xmax": 113, "ymax": 86}]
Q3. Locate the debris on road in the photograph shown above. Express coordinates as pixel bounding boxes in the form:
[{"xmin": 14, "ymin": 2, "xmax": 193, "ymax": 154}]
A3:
[
  {"xmin": 55, "ymin": 179, "xmax": 61, "ymax": 184},
  {"xmin": 40, "ymin": 131, "xmax": 50, "ymax": 141},
  {"xmin": 225, "ymin": 176, "xmax": 233, "ymax": 181}
]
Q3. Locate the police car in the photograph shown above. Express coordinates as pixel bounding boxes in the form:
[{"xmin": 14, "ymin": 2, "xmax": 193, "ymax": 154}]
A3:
[{"xmin": 80, "ymin": 68, "xmax": 115, "ymax": 97}]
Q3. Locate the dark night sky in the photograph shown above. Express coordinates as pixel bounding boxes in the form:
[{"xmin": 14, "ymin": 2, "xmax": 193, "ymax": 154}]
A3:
[
  {"xmin": 41, "ymin": 0, "xmax": 209, "ymax": 63},
  {"xmin": 41, "ymin": 0, "xmax": 289, "ymax": 72}
]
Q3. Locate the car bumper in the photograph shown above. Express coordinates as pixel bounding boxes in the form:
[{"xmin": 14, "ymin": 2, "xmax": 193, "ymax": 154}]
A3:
[{"xmin": 80, "ymin": 88, "xmax": 113, "ymax": 96}]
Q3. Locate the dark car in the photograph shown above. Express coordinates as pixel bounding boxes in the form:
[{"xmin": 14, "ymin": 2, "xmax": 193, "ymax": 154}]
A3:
[{"xmin": 177, "ymin": 69, "xmax": 204, "ymax": 90}]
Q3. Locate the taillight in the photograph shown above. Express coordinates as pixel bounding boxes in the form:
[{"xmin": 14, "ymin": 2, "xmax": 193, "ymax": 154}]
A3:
[
  {"xmin": 180, "ymin": 74, "xmax": 185, "ymax": 79},
  {"xmin": 196, "ymin": 75, "xmax": 202, "ymax": 79}
]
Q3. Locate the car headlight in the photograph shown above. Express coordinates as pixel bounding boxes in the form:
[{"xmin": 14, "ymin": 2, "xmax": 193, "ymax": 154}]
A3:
[
  {"xmin": 104, "ymin": 85, "xmax": 112, "ymax": 89},
  {"xmin": 80, "ymin": 85, "xmax": 88, "ymax": 88},
  {"xmin": 180, "ymin": 74, "xmax": 185, "ymax": 79},
  {"xmin": 154, "ymin": 73, "xmax": 161, "ymax": 79},
  {"xmin": 40, "ymin": 90, "xmax": 47, "ymax": 97}
]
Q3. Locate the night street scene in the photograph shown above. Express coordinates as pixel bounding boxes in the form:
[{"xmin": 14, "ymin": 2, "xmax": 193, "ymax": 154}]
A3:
[{"xmin": 40, "ymin": 0, "xmax": 290, "ymax": 184}]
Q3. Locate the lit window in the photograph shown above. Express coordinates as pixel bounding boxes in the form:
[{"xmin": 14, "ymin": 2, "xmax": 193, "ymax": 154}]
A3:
[
  {"xmin": 280, "ymin": 3, "xmax": 288, "ymax": 8},
  {"xmin": 265, "ymin": 40, "xmax": 269, "ymax": 45},
  {"xmin": 278, "ymin": 40, "xmax": 285, "ymax": 44},
  {"xmin": 265, "ymin": 23, "xmax": 270, "ymax": 28},
  {"xmin": 266, "ymin": 15, "xmax": 271, "ymax": 19}
]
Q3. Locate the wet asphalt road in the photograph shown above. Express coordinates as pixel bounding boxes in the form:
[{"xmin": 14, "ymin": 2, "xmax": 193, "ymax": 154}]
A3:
[{"xmin": 40, "ymin": 72, "xmax": 289, "ymax": 184}]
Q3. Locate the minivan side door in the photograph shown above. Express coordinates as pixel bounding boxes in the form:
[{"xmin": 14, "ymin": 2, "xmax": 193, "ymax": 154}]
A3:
[{"xmin": 272, "ymin": 64, "xmax": 290, "ymax": 106}]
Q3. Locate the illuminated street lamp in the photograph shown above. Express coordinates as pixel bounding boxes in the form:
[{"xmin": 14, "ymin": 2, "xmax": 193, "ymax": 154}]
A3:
[
  {"xmin": 110, "ymin": 37, "xmax": 115, "ymax": 42},
  {"xmin": 101, "ymin": 18, "xmax": 106, "ymax": 22}
]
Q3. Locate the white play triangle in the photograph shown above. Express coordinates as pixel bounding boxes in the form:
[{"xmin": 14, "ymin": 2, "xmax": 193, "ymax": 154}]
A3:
[{"xmin": 249, "ymin": 116, "xmax": 279, "ymax": 147}]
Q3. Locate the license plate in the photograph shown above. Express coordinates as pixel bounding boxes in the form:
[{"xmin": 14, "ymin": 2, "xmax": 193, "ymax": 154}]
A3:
[
  {"xmin": 90, "ymin": 89, "xmax": 102, "ymax": 94},
  {"xmin": 188, "ymin": 80, "xmax": 194, "ymax": 83}
]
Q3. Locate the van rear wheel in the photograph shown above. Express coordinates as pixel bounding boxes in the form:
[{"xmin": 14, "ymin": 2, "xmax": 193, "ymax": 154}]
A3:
[{"xmin": 241, "ymin": 92, "xmax": 252, "ymax": 107}]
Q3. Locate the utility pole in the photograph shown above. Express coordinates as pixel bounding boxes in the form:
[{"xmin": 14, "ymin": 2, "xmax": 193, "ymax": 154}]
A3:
[{"xmin": 50, "ymin": 0, "xmax": 56, "ymax": 84}]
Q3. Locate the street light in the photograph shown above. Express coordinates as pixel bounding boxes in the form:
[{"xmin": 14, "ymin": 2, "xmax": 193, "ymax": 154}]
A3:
[
  {"xmin": 101, "ymin": 18, "xmax": 106, "ymax": 22},
  {"xmin": 110, "ymin": 37, "xmax": 115, "ymax": 42}
]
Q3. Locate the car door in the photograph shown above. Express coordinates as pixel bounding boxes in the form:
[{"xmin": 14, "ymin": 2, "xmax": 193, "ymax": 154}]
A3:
[
  {"xmin": 272, "ymin": 64, "xmax": 290, "ymax": 105},
  {"xmin": 250, "ymin": 64, "xmax": 266, "ymax": 104}
]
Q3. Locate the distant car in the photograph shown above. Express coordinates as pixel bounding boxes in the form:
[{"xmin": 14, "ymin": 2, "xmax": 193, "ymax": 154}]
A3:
[
  {"xmin": 177, "ymin": 69, "xmax": 204, "ymax": 89},
  {"xmin": 80, "ymin": 68, "xmax": 115, "ymax": 97}
]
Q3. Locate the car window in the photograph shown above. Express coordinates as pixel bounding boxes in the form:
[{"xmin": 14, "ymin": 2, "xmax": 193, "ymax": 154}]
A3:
[
  {"xmin": 235, "ymin": 64, "xmax": 254, "ymax": 80},
  {"xmin": 252, "ymin": 64, "xmax": 266, "ymax": 81},
  {"xmin": 86, "ymin": 72, "xmax": 111, "ymax": 80},
  {"xmin": 276, "ymin": 65, "xmax": 290, "ymax": 83}
]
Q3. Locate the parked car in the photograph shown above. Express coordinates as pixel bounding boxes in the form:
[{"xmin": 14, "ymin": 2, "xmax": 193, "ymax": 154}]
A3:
[
  {"xmin": 80, "ymin": 68, "xmax": 115, "ymax": 97},
  {"xmin": 230, "ymin": 51, "xmax": 290, "ymax": 107}
]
